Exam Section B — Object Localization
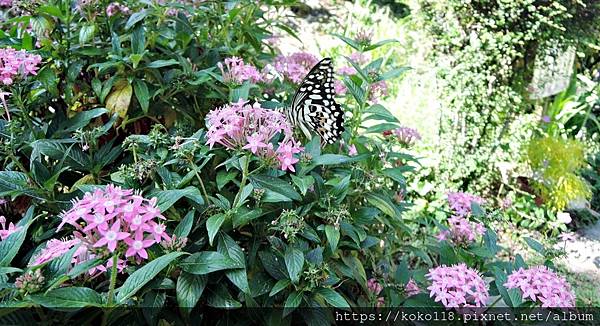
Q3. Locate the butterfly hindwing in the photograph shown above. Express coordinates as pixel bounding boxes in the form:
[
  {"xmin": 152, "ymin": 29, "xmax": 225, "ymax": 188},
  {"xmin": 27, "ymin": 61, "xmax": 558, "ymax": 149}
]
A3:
[{"xmin": 289, "ymin": 58, "xmax": 345, "ymax": 144}]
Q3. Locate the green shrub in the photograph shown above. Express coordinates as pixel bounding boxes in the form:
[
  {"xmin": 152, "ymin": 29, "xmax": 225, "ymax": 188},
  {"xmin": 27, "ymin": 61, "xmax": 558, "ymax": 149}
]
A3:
[{"xmin": 527, "ymin": 136, "xmax": 591, "ymax": 211}]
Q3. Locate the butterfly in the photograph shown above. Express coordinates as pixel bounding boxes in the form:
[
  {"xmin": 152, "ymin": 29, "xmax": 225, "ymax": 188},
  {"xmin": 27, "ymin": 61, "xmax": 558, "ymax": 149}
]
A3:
[{"xmin": 284, "ymin": 58, "xmax": 345, "ymax": 144}]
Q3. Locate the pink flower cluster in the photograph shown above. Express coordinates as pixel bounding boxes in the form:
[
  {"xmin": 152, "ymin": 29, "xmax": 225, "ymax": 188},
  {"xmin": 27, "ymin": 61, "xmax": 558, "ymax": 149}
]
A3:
[
  {"xmin": 272, "ymin": 52, "xmax": 319, "ymax": 84},
  {"xmin": 218, "ymin": 57, "xmax": 263, "ymax": 85},
  {"xmin": 367, "ymin": 278, "xmax": 385, "ymax": 307},
  {"xmin": 385, "ymin": 126, "xmax": 421, "ymax": 146},
  {"xmin": 334, "ymin": 53, "xmax": 369, "ymax": 95},
  {"xmin": 405, "ymin": 278, "xmax": 421, "ymax": 297},
  {"xmin": 0, "ymin": 0, "xmax": 12, "ymax": 7},
  {"xmin": 504, "ymin": 266, "xmax": 576, "ymax": 307},
  {"xmin": 52, "ymin": 185, "xmax": 169, "ymax": 266},
  {"xmin": 0, "ymin": 216, "xmax": 20, "ymax": 240},
  {"xmin": 436, "ymin": 216, "xmax": 486, "ymax": 244},
  {"xmin": 447, "ymin": 192, "xmax": 485, "ymax": 217},
  {"xmin": 0, "ymin": 48, "xmax": 42, "ymax": 85},
  {"xmin": 206, "ymin": 100, "xmax": 304, "ymax": 172},
  {"xmin": 437, "ymin": 192, "xmax": 486, "ymax": 245},
  {"xmin": 106, "ymin": 2, "xmax": 131, "ymax": 16},
  {"xmin": 368, "ymin": 81, "xmax": 389, "ymax": 103},
  {"xmin": 31, "ymin": 237, "xmax": 128, "ymax": 276},
  {"xmin": 332, "ymin": 53, "xmax": 388, "ymax": 102},
  {"xmin": 426, "ymin": 264, "xmax": 489, "ymax": 308}
]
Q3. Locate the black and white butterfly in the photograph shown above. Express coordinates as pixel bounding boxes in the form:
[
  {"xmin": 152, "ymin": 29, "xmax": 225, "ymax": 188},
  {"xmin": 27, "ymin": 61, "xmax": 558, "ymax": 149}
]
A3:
[{"xmin": 284, "ymin": 58, "xmax": 345, "ymax": 144}]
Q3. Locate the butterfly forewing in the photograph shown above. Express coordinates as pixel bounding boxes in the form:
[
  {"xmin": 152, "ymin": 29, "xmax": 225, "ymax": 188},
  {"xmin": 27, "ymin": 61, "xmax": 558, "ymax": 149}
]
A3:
[{"xmin": 289, "ymin": 58, "xmax": 345, "ymax": 144}]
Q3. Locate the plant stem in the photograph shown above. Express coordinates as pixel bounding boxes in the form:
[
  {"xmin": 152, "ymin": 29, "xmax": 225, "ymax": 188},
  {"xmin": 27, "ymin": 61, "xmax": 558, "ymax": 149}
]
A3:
[
  {"xmin": 107, "ymin": 254, "xmax": 118, "ymax": 307},
  {"xmin": 232, "ymin": 155, "xmax": 250, "ymax": 209},
  {"xmin": 190, "ymin": 160, "xmax": 209, "ymax": 204}
]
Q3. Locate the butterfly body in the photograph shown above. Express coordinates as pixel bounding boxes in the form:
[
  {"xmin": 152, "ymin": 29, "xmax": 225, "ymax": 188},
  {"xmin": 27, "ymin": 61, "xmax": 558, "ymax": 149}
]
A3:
[{"xmin": 285, "ymin": 58, "xmax": 345, "ymax": 144}]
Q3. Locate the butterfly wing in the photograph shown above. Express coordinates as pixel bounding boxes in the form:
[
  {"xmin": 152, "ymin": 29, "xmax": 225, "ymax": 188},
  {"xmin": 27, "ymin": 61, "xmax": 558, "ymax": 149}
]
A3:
[{"xmin": 289, "ymin": 58, "xmax": 345, "ymax": 144}]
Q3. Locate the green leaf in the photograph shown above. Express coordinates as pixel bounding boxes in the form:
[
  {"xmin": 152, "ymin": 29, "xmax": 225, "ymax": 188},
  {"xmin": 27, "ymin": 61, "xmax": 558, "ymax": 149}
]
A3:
[
  {"xmin": 30, "ymin": 140, "xmax": 90, "ymax": 171},
  {"xmin": 283, "ymin": 291, "xmax": 302, "ymax": 317},
  {"xmin": 218, "ymin": 234, "xmax": 250, "ymax": 294},
  {"xmin": 30, "ymin": 287, "xmax": 102, "ymax": 308},
  {"xmin": 382, "ymin": 168, "xmax": 406, "ymax": 186},
  {"xmin": 363, "ymin": 104, "xmax": 399, "ymax": 123},
  {"xmin": 291, "ymin": 175, "xmax": 314, "ymax": 196},
  {"xmin": 269, "ymin": 279, "xmax": 290, "ymax": 297},
  {"xmin": 131, "ymin": 25, "xmax": 146, "ymax": 54},
  {"xmin": 471, "ymin": 201, "xmax": 486, "ymax": 218},
  {"xmin": 331, "ymin": 33, "xmax": 360, "ymax": 50},
  {"xmin": 365, "ymin": 193, "xmax": 401, "ymax": 218},
  {"xmin": 146, "ymin": 59, "xmax": 179, "ymax": 68},
  {"xmin": 180, "ymin": 252, "xmax": 243, "ymax": 275},
  {"xmin": 176, "ymin": 272, "xmax": 206, "ymax": 313},
  {"xmin": 484, "ymin": 229, "xmax": 499, "ymax": 255},
  {"xmin": 78, "ymin": 24, "xmax": 95, "ymax": 44},
  {"xmin": 364, "ymin": 123, "xmax": 400, "ymax": 133},
  {"xmin": 152, "ymin": 187, "xmax": 204, "ymax": 212},
  {"xmin": 284, "ymin": 247, "xmax": 304, "ymax": 284},
  {"xmin": 379, "ymin": 67, "xmax": 410, "ymax": 81},
  {"xmin": 133, "ymin": 79, "xmax": 150, "ymax": 113},
  {"xmin": 0, "ymin": 207, "xmax": 33, "ymax": 267},
  {"xmin": 216, "ymin": 170, "xmax": 238, "ymax": 190},
  {"xmin": 250, "ymin": 175, "xmax": 301, "ymax": 201},
  {"xmin": 363, "ymin": 39, "xmax": 399, "ymax": 51},
  {"xmin": 229, "ymin": 83, "xmax": 252, "ymax": 102},
  {"xmin": 0, "ymin": 171, "xmax": 41, "ymax": 199},
  {"xmin": 341, "ymin": 255, "xmax": 367, "ymax": 288},
  {"xmin": 206, "ymin": 213, "xmax": 225, "ymax": 246},
  {"xmin": 343, "ymin": 76, "xmax": 366, "ymax": 104},
  {"xmin": 324, "ymin": 225, "xmax": 340, "ymax": 253},
  {"xmin": 493, "ymin": 269, "xmax": 522, "ymax": 307},
  {"xmin": 232, "ymin": 207, "xmax": 263, "ymax": 228},
  {"xmin": 125, "ymin": 10, "xmax": 150, "ymax": 30},
  {"xmin": 207, "ymin": 284, "xmax": 242, "ymax": 308},
  {"xmin": 174, "ymin": 210, "xmax": 194, "ymax": 238},
  {"xmin": 315, "ymin": 288, "xmax": 350, "ymax": 308},
  {"xmin": 59, "ymin": 108, "xmax": 108, "ymax": 134},
  {"xmin": 524, "ymin": 237, "xmax": 545, "ymax": 254},
  {"xmin": 312, "ymin": 154, "xmax": 351, "ymax": 165},
  {"xmin": 116, "ymin": 252, "xmax": 185, "ymax": 303}
]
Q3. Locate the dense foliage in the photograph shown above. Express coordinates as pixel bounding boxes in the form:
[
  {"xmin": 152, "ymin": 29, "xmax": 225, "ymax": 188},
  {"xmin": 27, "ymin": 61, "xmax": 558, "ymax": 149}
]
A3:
[
  {"xmin": 0, "ymin": 0, "xmax": 594, "ymax": 324},
  {"xmin": 419, "ymin": 0, "xmax": 600, "ymax": 232}
]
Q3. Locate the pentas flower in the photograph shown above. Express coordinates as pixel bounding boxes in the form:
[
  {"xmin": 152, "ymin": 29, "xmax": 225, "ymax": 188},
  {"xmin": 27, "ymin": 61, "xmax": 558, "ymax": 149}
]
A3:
[
  {"xmin": 205, "ymin": 100, "xmax": 304, "ymax": 172},
  {"xmin": 390, "ymin": 126, "xmax": 421, "ymax": 146},
  {"xmin": 349, "ymin": 52, "xmax": 369, "ymax": 65},
  {"xmin": 559, "ymin": 232, "xmax": 576, "ymax": 242},
  {"xmin": 437, "ymin": 215, "xmax": 486, "ymax": 245},
  {"xmin": 0, "ymin": 216, "xmax": 20, "ymax": 240},
  {"xmin": 447, "ymin": 192, "xmax": 485, "ymax": 217},
  {"xmin": 348, "ymin": 144, "xmax": 358, "ymax": 156},
  {"xmin": 57, "ymin": 184, "xmax": 170, "ymax": 264},
  {"xmin": 31, "ymin": 238, "xmax": 87, "ymax": 267},
  {"xmin": 405, "ymin": 279, "xmax": 421, "ymax": 297},
  {"xmin": 0, "ymin": 0, "xmax": 11, "ymax": 6},
  {"xmin": 355, "ymin": 29, "xmax": 374, "ymax": 45},
  {"xmin": 367, "ymin": 278, "xmax": 383, "ymax": 295},
  {"xmin": 272, "ymin": 52, "xmax": 319, "ymax": 83},
  {"xmin": 505, "ymin": 266, "xmax": 576, "ymax": 307},
  {"xmin": 106, "ymin": 2, "xmax": 131, "ymax": 16},
  {"xmin": 218, "ymin": 57, "xmax": 263, "ymax": 85},
  {"xmin": 426, "ymin": 264, "xmax": 489, "ymax": 308},
  {"xmin": 368, "ymin": 80, "xmax": 388, "ymax": 103},
  {"xmin": 0, "ymin": 47, "xmax": 42, "ymax": 85}
]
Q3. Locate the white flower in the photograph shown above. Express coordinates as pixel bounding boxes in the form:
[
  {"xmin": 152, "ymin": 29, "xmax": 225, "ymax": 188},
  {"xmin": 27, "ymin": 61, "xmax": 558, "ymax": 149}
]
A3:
[{"xmin": 556, "ymin": 212, "xmax": 572, "ymax": 224}]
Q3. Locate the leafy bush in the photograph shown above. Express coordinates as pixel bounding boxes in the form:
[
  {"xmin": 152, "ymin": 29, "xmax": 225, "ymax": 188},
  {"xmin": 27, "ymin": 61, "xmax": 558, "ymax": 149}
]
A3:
[
  {"xmin": 526, "ymin": 136, "xmax": 591, "ymax": 211},
  {"xmin": 421, "ymin": 0, "xmax": 600, "ymax": 195},
  {"xmin": 0, "ymin": 0, "xmax": 585, "ymax": 323}
]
